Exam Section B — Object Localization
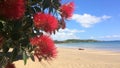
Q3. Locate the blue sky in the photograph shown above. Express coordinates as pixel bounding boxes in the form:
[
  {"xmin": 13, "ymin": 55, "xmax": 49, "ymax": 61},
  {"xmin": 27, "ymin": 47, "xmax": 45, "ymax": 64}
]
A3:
[{"xmin": 52, "ymin": 0, "xmax": 120, "ymax": 41}]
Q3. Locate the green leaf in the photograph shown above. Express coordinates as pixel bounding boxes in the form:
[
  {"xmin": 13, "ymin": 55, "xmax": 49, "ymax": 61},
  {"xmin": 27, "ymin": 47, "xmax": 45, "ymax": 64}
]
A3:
[
  {"xmin": 3, "ymin": 44, "xmax": 9, "ymax": 53},
  {"xmin": 34, "ymin": 7, "xmax": 41, "ymax": 12},
  {"xmin": 10, "ymin": 48, "xmax": 19, "ymax": 62},
  {"xmin": 53, "ymin": 0, "xmax": 61, "ymax": 9},
  {"xmin": 49, "ymin": 7, "xmax": 53, "ymax": 13},
  {"xmin": 0, "ymin": 21, "xmax": 3, "ymax": 30},
  {"xmin": 11, "ymin": 21, "xmax": 20, "ymax": 30},
  {"xmin": 11, "ymin": 32, "xmax": 21, "ymax": 41},
  {"xmin": 42, "ymin": 0, "xmax": 51, "ymax": 10},
  {"xmin": 23, "ymin": 52, "xmax": 27, "ymax": 65},
  {"xmin": 30, "ymin": 53, "xmax": 35, "ymax": 62}
]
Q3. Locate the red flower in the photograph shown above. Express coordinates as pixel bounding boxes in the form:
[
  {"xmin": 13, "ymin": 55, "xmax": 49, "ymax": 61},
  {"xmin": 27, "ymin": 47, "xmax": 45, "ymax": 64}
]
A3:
[
  {"xmin": 60, "ymin": 2, "xmax": 74, "ymax": 19},
  {"xmin": 33, "ymin": 13, "xmax": 46, "ymax": 29},
  {"xmin": 5, "ymin": 63, "xmax": 15, "ymax": 68},
  {"xmin": 30, "ymin": 36, "xmax": 40, "ymax": 46},
  {"xmin": 0, "ymin": 0, "xmax": 25, "ymax": 20},
  {"xmin": 30, "ymin": 35, "xmax": 57, "ymax": 60},
  {"xmin": 33, "ymin": 12, "xmax": 58, "ymax": 34}
]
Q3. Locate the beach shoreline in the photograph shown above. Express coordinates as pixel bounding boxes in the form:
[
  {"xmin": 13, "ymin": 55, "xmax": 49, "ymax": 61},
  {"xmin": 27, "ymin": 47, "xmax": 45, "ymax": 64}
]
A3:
[
  {"xmin": 55, "ymin": 41, "xmax": 120, "ymax": 52},
  {"xmin": 14, "ymin": 47, "xmax": 120, "ymax": 68}
]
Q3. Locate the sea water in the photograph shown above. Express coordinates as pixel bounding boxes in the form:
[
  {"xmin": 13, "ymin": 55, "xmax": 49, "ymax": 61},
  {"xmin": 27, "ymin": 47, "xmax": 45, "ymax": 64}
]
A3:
[{"xmin": 56, "ymin": 41, "xmax": 120, "ymax": 52}]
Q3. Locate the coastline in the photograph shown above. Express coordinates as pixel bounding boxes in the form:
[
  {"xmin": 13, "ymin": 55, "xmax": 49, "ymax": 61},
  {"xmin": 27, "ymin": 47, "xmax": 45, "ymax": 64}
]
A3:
[
  {"xmin": 55, "ymin": 41, "xmax": 120, "ymax": 52},
  {"xmin": 14, "ymin": 47, "xmax": 120, "ymax": 68}
]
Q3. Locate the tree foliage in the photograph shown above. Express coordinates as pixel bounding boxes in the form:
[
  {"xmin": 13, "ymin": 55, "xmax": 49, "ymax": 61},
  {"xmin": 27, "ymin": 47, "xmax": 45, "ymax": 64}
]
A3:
[{"xmin": 0, "ymin": 0, "xmax": 74, "ymax": 68}]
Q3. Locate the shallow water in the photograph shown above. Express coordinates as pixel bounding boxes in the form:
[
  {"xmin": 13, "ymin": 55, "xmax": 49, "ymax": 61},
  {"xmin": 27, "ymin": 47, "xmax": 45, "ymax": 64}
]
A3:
[{"xmin": 56, "ymin": 41, "xmax": 120, "ymax": 52}]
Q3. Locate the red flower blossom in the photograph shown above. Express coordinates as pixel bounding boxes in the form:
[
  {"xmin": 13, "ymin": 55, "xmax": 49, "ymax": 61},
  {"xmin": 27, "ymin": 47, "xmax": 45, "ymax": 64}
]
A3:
[
  {"xmin": 5, "ymin": 63, "xmax": 15, "ymax": 68},
  {"xmin": 33, "ymin": 12, "xmax": 58, "ymax": 33},
  {"xmin": 33, "ymin": 13, "xmax": 46, "ymax": 29},
  {"xmin": 60, "ymin": 2, "xmax": 74, "ymax": 19},
  {"xmin": 30, "ymin": 35, "xmax": 57, "ymax": 60},
  {"xmin": 0, "ymin": 0, "xmax": 25, "ymax": 20},
  {"xmin": 30, "ymin": 36, "xmax": 40, "ymax": 46}
]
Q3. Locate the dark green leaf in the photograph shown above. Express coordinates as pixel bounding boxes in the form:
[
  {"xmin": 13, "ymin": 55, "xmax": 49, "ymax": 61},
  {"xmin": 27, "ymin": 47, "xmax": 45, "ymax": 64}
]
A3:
[
  {"xmin": 11, "ymin": 21, "xmax": 22, "ymax": 31},
  {"xmin": 23, "ymin": 52, "xmax": 27, "ymax": 65},
  {"xmin": 34, "ymin": 7, "xmax": 41, "ymax": 12},
  {"xmin": 42, "ymin": 0, "xmax": 51, "ymax": 10},
  {"xmin": 49, "ymin": 7, "xmax": 53, "ymax": 13},
  {"xmin": 30, "ymin": 54, "xmax": 35, "ymax": 62},
  {"xmin": 28, "ymin": 45, "xmax": 34, "ymax": 53},
  {"xmin": 3, "ymin": 44, "xmax": 9, "ymax": 53},
  {"xmin": 11, "ymin": 32, "xmax": 21, "ymax": 41},
  {"xmin": 0, "ymin": 21, "xmax": 3, "ymax": 30},
  {"xmin": 10, "ymin": 48, "xmax": 19, "ymax": 62},
  {"xmin": 53, "ymin": 0, "xmax": 61, "ymax": 9}
]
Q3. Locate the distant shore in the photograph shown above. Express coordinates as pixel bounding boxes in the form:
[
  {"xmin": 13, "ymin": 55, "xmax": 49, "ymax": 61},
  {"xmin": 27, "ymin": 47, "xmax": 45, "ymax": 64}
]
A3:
[
  {"xmin": 54, "ymin": 39, "xmax": 99, "ymax": 43},
  {"xmin": 55, "ymin": 41, "xmax": 120, "ymax": 52},
  {"xmin": 54, "ymin": 39, "xmax": 120, "ymax": 44},
  {"xmin": 14, "ymin": 47, "xmax": 120, "ymax": 68}
]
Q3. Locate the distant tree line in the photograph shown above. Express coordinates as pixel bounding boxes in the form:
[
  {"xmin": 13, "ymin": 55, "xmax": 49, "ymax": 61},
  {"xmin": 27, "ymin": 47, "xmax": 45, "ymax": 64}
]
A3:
[{"xmin": 54, "ymin": 39, "xmax": 99, "ymax": 43}]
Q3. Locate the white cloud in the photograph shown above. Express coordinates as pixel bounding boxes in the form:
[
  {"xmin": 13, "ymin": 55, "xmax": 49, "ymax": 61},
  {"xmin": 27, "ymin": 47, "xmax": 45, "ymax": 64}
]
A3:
[
  {"xmin": 51, "ymin": 28, "xmax": 85, "ymax": 41},
  {"xmin": 90, "ymin": 35, "xmax": 120, "ymax": 40},
  {"xmin": 99, "ymin": 35, "xmax": 120, "ymax": 39},
  {"xmin": 101, "ymin": 15, "xmax": 111, "ymax": 20},
  {"xmin": 72, "ymin": 13, "xmax": 111, "ymax": 28}
]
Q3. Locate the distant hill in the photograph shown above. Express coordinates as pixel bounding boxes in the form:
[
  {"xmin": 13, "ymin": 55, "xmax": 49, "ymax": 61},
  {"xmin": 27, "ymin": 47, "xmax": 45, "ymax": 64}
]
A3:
[{"xmin": 54, "ymin": 39, "xmax": 99, "ymax": 43}]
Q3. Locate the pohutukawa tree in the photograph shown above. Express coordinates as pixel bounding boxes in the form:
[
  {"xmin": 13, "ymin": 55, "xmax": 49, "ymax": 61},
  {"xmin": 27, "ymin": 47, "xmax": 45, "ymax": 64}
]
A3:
[{"xmin": 0, "ymin": 0, "xmax": 74, "ymax": 68}]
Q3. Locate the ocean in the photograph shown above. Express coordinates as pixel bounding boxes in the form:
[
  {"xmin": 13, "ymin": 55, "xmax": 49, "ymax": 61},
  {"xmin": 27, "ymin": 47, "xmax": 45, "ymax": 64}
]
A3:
[{"xmin": 56, "ymin": 41, "xmax": 120, "ymax": 52}]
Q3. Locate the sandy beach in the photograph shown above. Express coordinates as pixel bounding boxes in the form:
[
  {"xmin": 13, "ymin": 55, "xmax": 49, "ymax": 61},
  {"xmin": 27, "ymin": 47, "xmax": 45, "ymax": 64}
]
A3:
[{"xmin": 14, "ymin": 47, "xmax": 120, "ymax": 68}]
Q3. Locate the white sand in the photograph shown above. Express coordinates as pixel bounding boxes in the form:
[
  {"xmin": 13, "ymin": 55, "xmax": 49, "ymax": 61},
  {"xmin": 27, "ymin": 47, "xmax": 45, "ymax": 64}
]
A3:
[{"xmin": 14, "ymin": 48, "xmax": 120, "ymax": 68}]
